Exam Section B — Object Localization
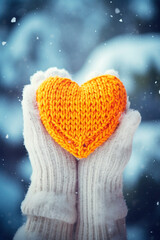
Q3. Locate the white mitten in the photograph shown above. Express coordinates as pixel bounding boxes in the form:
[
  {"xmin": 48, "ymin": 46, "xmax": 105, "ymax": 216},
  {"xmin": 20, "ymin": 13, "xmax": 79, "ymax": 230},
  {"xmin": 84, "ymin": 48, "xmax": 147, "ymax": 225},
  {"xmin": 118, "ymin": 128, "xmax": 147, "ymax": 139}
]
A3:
[
  {"xmin": 13, "ymin": 68, "xmax": 77, "ymax": 240},
  {"xmin": 76, "ymin": 108, "xmax": 141, "ymax": 240}
]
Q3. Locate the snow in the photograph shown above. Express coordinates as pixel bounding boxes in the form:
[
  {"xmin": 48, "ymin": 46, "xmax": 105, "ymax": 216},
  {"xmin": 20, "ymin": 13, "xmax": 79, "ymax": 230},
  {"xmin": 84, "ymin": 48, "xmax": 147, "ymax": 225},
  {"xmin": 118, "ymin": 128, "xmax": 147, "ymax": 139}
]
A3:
[
  {"xmin": 124, "ymin": 121, "xmax": 160, "ymax": 186},
  {"xmin": 11, "ymin": 17, "xmax": 16, "ymax": 23},
  {"xmin": 74, "ymin": 34, "xmax": 160, "ymax": 95},
  {"xmin": 0, "ymin": 1, "xmax": 109, "ymax": 88},
  {"xmin": 115, "ymin": 8, "xmax": 120, "ymax": 14},
  {"xmin": 5, "ymin": 134, "xmax": 9, "ymax": 139},
  {"xmin": 0, "ymin": 1, "xmax": 159, "ymax": 239},
  {"xmin": 0, "ymin": 13, "xmax": 64, "ymax": 88},
  {"xmin": 2, "ymin": 41, "xmax": 6, "ymax": 46}
]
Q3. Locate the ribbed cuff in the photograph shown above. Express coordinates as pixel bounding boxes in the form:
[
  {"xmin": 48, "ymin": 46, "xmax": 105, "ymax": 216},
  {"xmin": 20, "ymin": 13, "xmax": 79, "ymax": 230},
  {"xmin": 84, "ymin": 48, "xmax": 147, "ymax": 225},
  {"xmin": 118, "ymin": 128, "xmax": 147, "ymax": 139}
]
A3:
[
  {"xmin": 75, "ymin": 217, "xmax": 127, "ymax": 240},
  {"xmin": 14, "ymin": 216, "xmax": 75, "ymax": 240},
  {"xmin": 21, "ymin": 191, "xmax": 77, "ymax": 224}
]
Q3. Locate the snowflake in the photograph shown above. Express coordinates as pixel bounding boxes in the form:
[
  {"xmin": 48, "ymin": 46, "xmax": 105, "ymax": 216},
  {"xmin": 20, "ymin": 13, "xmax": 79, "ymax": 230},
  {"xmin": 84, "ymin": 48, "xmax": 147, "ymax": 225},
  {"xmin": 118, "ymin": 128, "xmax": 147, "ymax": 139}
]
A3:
[
  {"xmin": 2, "ymin": 41, "xmax": 6, "ymax": 46},
  {"xmin": 11, "ymin": 17, "xmax": 16, "ymax": 23},
  {"xmin": 115, "ymin": 8, "xmax": 120, "ymax": 14}
]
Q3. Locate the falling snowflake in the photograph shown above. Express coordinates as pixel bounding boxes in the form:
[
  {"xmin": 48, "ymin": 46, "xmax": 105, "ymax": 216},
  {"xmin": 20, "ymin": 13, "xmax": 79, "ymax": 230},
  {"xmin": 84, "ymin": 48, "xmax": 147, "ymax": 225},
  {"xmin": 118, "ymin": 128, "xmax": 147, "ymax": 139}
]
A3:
[
  {"xmin": 115, "ymin": 8, "xmax": 120, "ymax": 14},
  {"xmin": 119, "ymin": 19, "xmax": 123, "ymax": 22},
  {"xmin": 2, "ymin": 41, "xmax": 6, "ymax": 46},
  {"xmin": 5, "ymin": 134, "xmax": 9, "ymax": 139},
  {"xmin": 11, "ymin": 17, "xmax": 16, "ymax": 23}
]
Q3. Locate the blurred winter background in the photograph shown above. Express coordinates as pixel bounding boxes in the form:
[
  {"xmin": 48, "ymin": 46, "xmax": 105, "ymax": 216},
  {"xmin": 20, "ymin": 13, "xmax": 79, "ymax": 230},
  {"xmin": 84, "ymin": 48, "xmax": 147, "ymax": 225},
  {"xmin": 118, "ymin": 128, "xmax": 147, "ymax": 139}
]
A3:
[{"xmin": 0, "ymin": 0, "xmax": 160, "ymax": 239}]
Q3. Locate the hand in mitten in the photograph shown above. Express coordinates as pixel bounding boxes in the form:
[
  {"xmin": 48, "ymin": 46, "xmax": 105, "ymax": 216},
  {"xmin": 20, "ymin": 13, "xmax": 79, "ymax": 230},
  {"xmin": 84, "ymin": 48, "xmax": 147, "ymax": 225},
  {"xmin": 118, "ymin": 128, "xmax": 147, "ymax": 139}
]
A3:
[
  {"xmin": 76, "ymin": 101, "xmax": 141, "ymax": 240},
  {"xmin": 14, "ymin": 68, "xmax": 77, "ymax": 240}
]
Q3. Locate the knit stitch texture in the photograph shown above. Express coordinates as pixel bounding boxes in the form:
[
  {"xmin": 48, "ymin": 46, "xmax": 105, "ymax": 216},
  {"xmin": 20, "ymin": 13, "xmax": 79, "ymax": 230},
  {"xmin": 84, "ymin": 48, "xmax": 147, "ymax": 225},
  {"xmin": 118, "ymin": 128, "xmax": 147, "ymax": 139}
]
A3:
[
  {"xmin": 13, "ymin": 68, "xmax": 77, "ymax": 240},
  {"xmin": 36, "ymin": 74, "xmax": 127, "ymax": 158},
  {"xmin": 75, "ymin": 109, "xmax": 141, "ymax": 240}
]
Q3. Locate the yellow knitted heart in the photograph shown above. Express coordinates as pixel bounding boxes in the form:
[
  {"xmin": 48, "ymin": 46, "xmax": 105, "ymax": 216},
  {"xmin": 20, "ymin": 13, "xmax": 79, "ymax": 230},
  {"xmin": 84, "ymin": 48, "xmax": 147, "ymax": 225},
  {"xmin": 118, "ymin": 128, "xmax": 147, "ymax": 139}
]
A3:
[{"xmin": 36, "ymin": 74, "xmax": 127, "ymax": 159}]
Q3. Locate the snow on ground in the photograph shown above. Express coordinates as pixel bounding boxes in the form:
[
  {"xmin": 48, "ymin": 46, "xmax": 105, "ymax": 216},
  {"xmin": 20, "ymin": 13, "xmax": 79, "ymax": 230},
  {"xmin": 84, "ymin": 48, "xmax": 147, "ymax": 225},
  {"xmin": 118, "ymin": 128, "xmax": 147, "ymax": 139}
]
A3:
[
  {"xmin": 124, "ymin": 120, "xmax": 160, "ymax": 186},
  {"xmin": 74, "ymin": 34, "xmax": 160, "ymax": 94},
  {"xmin": 0, "ymin": 13, "xmax": 63, "ymax": 88}
]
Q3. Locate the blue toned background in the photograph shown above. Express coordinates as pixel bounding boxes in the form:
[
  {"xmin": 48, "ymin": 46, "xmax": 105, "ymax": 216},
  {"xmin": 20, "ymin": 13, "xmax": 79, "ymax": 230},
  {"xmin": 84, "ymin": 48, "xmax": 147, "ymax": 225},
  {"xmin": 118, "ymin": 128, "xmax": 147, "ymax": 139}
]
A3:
[{"xmin": 0, "ymin": 0, "xmax": 160, "ymax": 239}]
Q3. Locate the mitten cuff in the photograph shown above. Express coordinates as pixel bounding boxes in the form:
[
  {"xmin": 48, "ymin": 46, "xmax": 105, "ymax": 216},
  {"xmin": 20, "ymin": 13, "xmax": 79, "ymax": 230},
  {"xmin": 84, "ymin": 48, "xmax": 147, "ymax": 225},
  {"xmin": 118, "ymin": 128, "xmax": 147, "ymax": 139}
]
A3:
[
  {"xmin": 95, "ymin": 177, "xmax": 128, "ymax": 224},
  {"xmin": 96, "ymin": 194, "xmax": 128, "ymax": 225},
  {"xmin": 13, "ymin": 216, "xmax": 74, "ymax": 240},
  {"xmin": 21, "ymin": 191, "xmax": 77, "ymax": 224}
]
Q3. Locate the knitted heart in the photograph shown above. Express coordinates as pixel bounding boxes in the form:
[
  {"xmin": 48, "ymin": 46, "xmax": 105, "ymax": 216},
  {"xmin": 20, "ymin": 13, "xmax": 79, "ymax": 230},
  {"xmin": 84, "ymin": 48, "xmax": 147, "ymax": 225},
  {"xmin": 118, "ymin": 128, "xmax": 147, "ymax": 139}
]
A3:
[{"xmin": 36, "ymin": 75, "xmax": 127, "ymax": 159}]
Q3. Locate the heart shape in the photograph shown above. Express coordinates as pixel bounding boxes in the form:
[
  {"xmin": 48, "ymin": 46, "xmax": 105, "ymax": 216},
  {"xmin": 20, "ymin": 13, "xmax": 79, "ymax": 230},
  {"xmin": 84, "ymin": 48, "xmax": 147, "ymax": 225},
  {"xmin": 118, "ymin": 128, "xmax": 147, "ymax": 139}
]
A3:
[{"xmin": 36, "ymin": 75, "xmax": 127, "ymax": 158}]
